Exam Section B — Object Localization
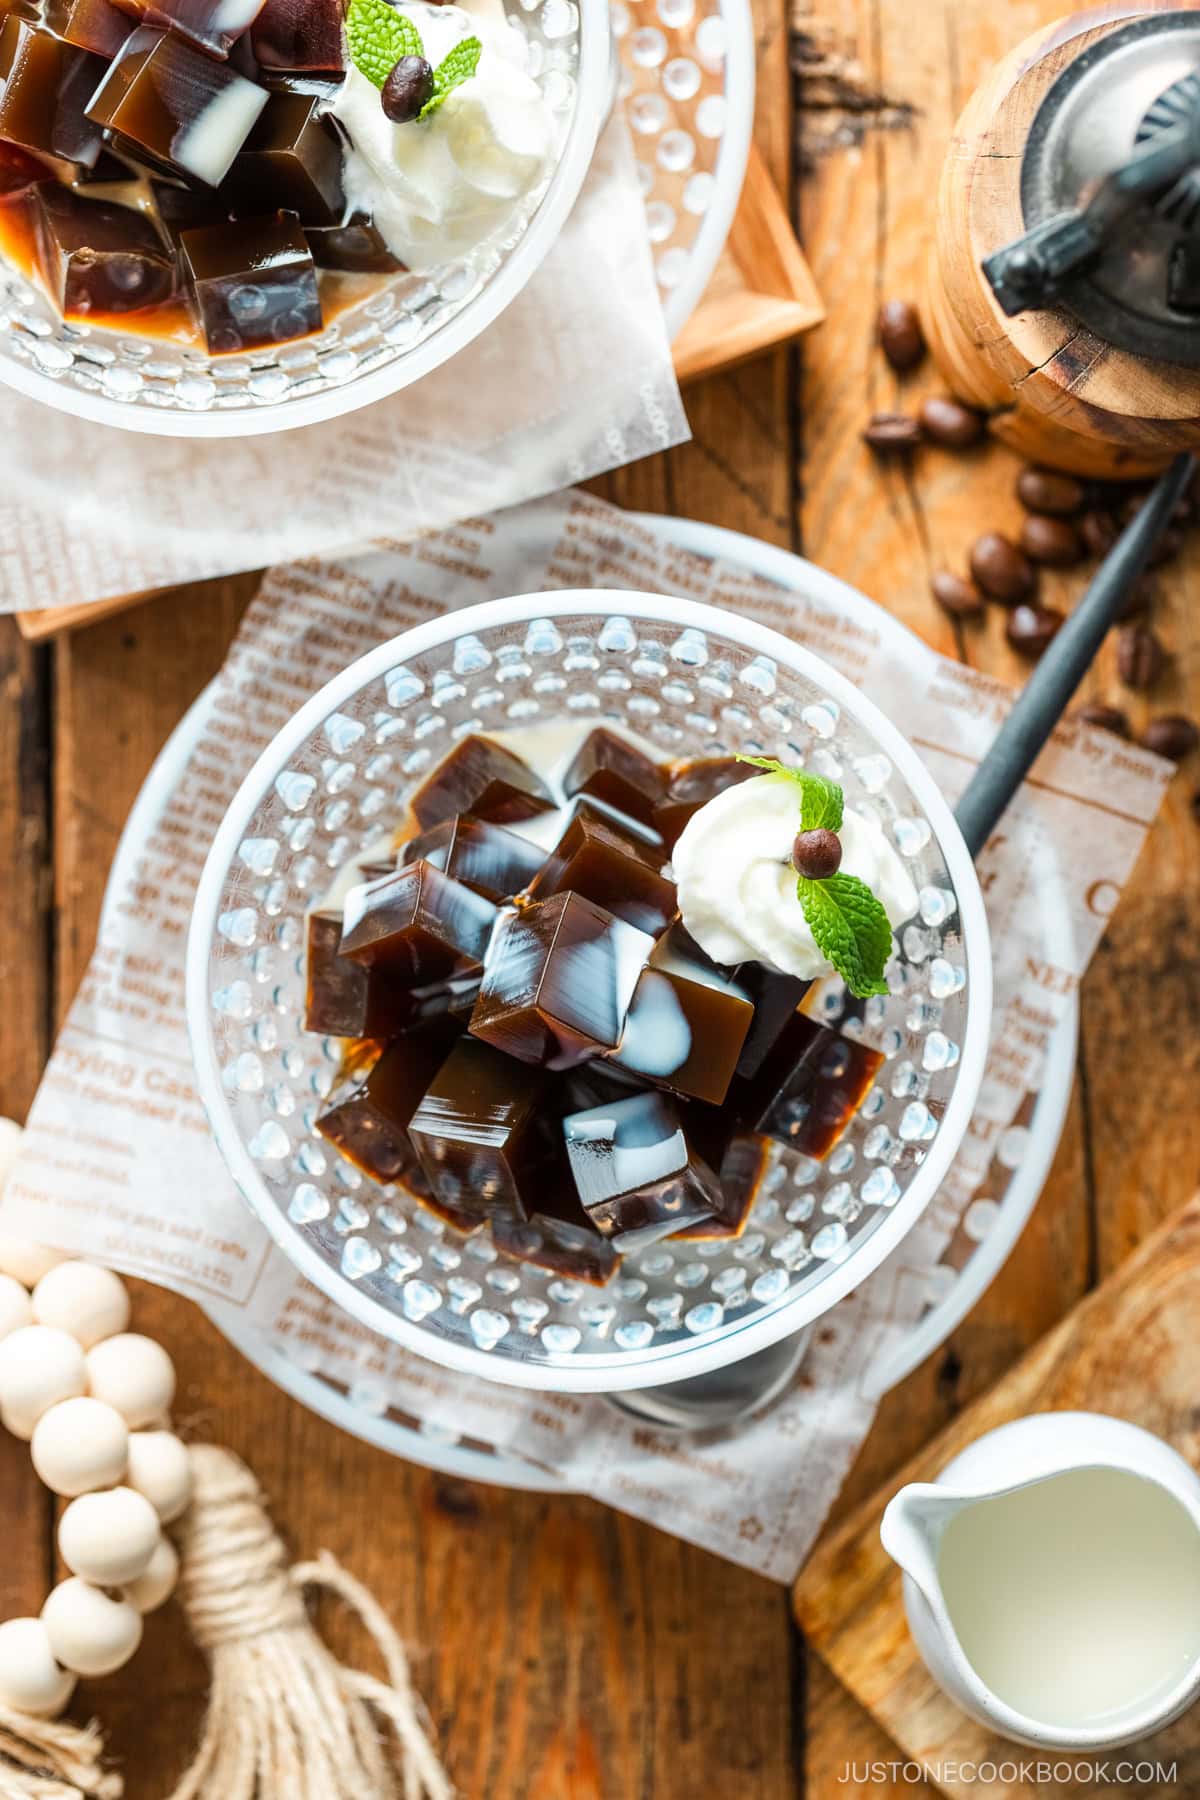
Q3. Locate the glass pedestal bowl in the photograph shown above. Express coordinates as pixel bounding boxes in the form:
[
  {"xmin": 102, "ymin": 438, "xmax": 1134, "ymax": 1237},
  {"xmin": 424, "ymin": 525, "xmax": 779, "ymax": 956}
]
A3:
[
  {"xmin": 187, "ymin": 591, "xmax": 992, "ymax": 1394},
  {"xmin": 0, "ymin": 0, "xmax": 608, "ymax": 436}
]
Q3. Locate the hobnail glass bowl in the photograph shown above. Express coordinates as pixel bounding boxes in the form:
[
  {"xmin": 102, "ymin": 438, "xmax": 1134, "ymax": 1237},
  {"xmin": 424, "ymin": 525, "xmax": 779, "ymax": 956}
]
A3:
[
  {"xmin": 0, "ymin": 0, "xmax": 608, "ymax": 436},
  {"xmin": 187, "ymin": 592, "xmax": 993, "ymax": 1394}
]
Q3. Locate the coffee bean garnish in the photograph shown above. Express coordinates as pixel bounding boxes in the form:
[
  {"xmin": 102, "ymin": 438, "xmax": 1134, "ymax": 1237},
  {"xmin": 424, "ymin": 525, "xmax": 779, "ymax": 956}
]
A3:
[
  {"xmin": 877, "ymin": 299, "xmax": 925, "ymax": 372},
  {"xmin": 792, "ymin": 828, "xmax": 843, "ymax": 880},
  {"xmin": 1074, "ymin": 702, "xmax": 1130, "ymax": 738},
  {"xmin": 930, "ymin": 571, "xmax": 984, "ymax": 618},
  {"xmin": 1191, "ymin": 790, "xmax": 1200, "ymax": 825},
  {"xmin": 1019, "ymin": 513, "xmax": 1083, "ymax": 568},
  {"xmin": 969, "ymin": 531, "xmax": 1036, "ymax": 604},
  {"xmin": 1006, "ymin": 603, "xmax": 1064, "ymax": 657},
  {"xmin": 382, "ymin": 54, "xmax": 435, "ymax": 122},
  {"xmin": 862, "ymin": 412, "xmax": 921, "ymax": 455},
  {"xmin": 1080, "ymin": 510, "xmax": 1120, "ymax": 557},
  {"xmin": 1138, "ymin": 715, "xmax": 1199, "ymax": 760},
  {"xmin": 1117, "ymin": 623, "xmax": 1166, "ymax": 690},
  {"xmin": 918, "ymin": 396, "xmax": 985, "ymax": 450},
  {"xmin": 1016, "ymin": 467, "xmax": 1085, "ymax": 516}
]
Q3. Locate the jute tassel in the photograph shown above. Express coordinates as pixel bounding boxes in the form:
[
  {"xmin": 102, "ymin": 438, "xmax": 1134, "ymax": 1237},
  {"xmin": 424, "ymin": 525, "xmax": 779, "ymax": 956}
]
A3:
[
  {"xmin": 0, "ymin": 1706, "xmax": 120, "ymax": 1799},
  {"xmin": 166, "ymin": 1445, "xmax": 454, "ymax": 1800}
]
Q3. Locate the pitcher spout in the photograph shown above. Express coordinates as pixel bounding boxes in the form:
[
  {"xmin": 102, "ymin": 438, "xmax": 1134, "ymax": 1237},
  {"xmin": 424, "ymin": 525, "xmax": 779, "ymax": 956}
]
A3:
[{"xmin": 880, "ymin": 1482, "xmax": 963, "ymax": 1611}]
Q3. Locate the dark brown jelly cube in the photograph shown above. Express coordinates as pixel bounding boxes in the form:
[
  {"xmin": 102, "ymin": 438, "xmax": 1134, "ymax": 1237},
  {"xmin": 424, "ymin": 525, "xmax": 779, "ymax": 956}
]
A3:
[
  {"xmin": 87, "ymin": 28, "xmax": 268, "ymax": 187},
  {"xmin": 672, "ymin": 1131, "xmax": 770, "ymax": 1241},
  {"xmin": 727, "ymin": 1013, "xmax": 883, "ymax": 1159},
  {"xmin": 150, "ymin": 175, "xmax": 230, "ymax": 239},
  {"xmin": 409, "ymin": 735, "xmax": 554, "ymax": 831},
  {"xmin": 529, "ymin": 808, "xmax": 675, "ymax": 937},
  {"xmin": 251, "ymin": 0, "xmax": 344, "ymax": 71},
  {"xmin": 304, "ymin": 909, "xmax": 411, "ymax": 1040},
  {"xmin": 110, "ymin": 0, "xmax": 264, "ymax": 57},
  {"xmin": 561, "ymin": 728, "xmax": 667, "ymax": 827},
  {"xmin": 0, "ymin": 17, "xmax": 69, "ymax": 161},
  {"xmin": 338, "ymin": 860, "xmax": 497, "ymax": 986},
  {"xmin": 46, "ymin": 0, "xmax": 131, "ymax": 56},
  {"xmin": 0, "ymin": 137, "xmax": 50, "ymax": 195},
  {"xmin": 51, "ymin": 48, "xmax": 107, "ymax": 168},
  {"xmin": 492, "ymin": 1196, "xmax": 619, "ymax": 1285},
  {"xmin": 180, "ymin": 210, "xmax": 322, "ymax": 352},
  {"xmin": 399, "ymin": 813, "xmax": 544, "ymax": 904},
  {"xmin": 609, "ymin": 924, "xmax": 752, "ymax": 1105},
  {"xmin": 409, "ymin": 1036, "xmax": 551, "ymax": 1224},
  {"xmin": 220, "ymin": 88, "xmax": 343, "ymax": 225},
  {"xmin": 732, "ymin": 963, "xmax": 813, "ymax": 1079},
  {"xmin": 32, "ymin": 181, "xmax": 175, "ymax": 314},
  {"xmin": 653, "ymin": 756, "xmax": 757, "ymax": 847},
  {"xmin": 315, "ymin": 1024, "xmax": 460, "ymax": 1184},
  {"xmin": 306, "ymin": 217, "xmax": 404, "ymax": 274},
  {"xmin": 562, "ymin": 1089, "xmax": 723, "ymax": 1250},
  {"xmin": 470, "ymin": 891, "xmax": 652, "ymax": 1070}
]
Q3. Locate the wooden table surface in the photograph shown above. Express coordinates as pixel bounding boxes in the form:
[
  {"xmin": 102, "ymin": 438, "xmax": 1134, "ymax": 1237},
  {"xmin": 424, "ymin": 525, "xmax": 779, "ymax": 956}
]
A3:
[{"xmin": 1, "ymin": 1, "xmax": 1198, "ymax": 1795}]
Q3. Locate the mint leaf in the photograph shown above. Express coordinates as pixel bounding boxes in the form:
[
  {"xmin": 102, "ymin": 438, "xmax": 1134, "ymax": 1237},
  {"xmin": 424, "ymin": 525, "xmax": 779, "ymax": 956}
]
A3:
[
  {"xmin": 419, "ymin": 34, "xmax": 482, "ymax": 117},
  {"xmin": 797, "ymin": 873, "xmax": 892, "ymax": 999},
  {"xmin": 734, "ymin": 755, "xmax": 844, "ymax": 832},
  {"xmin": 346, "ymin": 0, "xmax": 423, "ymax": 89}
]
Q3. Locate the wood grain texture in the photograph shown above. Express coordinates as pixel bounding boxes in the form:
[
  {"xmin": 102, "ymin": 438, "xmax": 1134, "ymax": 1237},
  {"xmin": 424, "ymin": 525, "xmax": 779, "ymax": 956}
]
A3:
[{"xmin": 792, "ymin": 1197, "xmax": 1200, "ymax": 1798}]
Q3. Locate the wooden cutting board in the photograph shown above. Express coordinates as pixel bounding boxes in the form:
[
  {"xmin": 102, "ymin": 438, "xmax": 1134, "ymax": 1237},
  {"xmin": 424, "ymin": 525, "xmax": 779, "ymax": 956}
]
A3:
[{"xmin": 792, "ymin": 1197, "xmax": 1200, "ymax": 1799}]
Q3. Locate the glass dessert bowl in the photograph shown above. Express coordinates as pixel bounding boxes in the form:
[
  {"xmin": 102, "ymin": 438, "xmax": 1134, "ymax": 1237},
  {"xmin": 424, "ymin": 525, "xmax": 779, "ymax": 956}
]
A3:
[
  {"xmin": 0, "ymin": 0, "xmax": 608, "ymax": 433},
  {"xmin": 188, "ymin": 592, "xmax": 993, "ymax": 1394}
]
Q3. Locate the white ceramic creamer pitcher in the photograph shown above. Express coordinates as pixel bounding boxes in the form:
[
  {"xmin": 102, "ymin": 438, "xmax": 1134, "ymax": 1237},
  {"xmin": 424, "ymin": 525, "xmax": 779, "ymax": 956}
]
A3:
[{"xmin": 881, "ymin": 1413, "xmax": 1200, "ymax": 1751}]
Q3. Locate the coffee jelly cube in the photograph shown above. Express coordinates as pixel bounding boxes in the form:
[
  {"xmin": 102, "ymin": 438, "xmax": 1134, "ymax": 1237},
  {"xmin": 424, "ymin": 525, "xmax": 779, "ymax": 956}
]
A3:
[
  {"xmin": 399, "ymin": 813, "xmax": 544, "ymax": 904},
  {"xmin": 492, "ymin": 1197, "xmax": 619, "ymax": 1285},
  {"xmin": 561, "ymin": 728, "xmax": 667, "ymax": 828},
  {"xmin": 653, "ymin": 756, "xmax": 757, "ymax": 847},
  {"xmin": 32, "ymin": 181, "xmax": 175, "ymax": 314},
  {"xmin": 220, "ymin": 88, "xmax": 343, "ymax": 225},
  {"xmin": 470, "ymin": 892, "xmax": 652, "ymax": 1070},
  {"xmin": 316, "ymin": 1024, "xmax": 460, "ymax": 1184},
  {"xmin": 529, "ymin": 808, "xmax": 676, "ymax": 937},
  {"xmin": 609, "ymin": 923, "xmax": 752, "ymax": 1105},
  {"xmin": 727, "ymin": 1013, "xmax": 883, "ymax": 1159},
  {"xmin": 306, "ymin": 217, "xmax": 404, "ymax": 274},
  {"xmin": 110, "ymin": 0, "xmax": 264, "ymax": 57},
  {"xmin": 51, "ymin": 47, "xmax": 107, "ymax": 167},
  {"xmin": 251, "ymin": 0, "xmax": 344, "ymax": 71},
  {"xmin": 339, "ymin": 860, "xmax": 497, "ymax": 986},
  {"xmin": 87, "ymin": 28, "xmax": 267, "ymax": 187},
  {"xmin": 46, "ymin": 0, "xmax": 131, "ymax": 57},
  {"xmin": 305, "ymin": 909, "xmax": 411, "ymax": 1040},
  {"xmin": 672, "ymin": 1130, "xmax": 770, "ymax": 1241},
  {"xmin": 0, "ymin": 137, "xmax": 49, "ymax": 195},
  {"xmin": 562, "ymin": 1089, "xmax": 723, "ymax": 1250},
  {"xmin": 0, "ymin": 16, "xmax": 68, "ymax": 162},
  {"xmin": 409, "ymin": 1036, "xmax": 551, "ymax": 1224},
  {"xmin": 181, "ymin": 210, "xmax": 322, "ymax": 352},
  {"xmin": 732, "ymin": 963, "xmax": 813, "ymax": 1079},
  {"xmin": 409, "ymin": 734, "xmax": 554, "ymax": 831}
]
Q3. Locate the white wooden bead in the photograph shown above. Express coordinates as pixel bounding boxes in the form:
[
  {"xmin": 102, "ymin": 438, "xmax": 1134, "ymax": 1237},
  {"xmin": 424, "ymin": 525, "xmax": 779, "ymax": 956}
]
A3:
[
  {"xmin": 31, "ymin": 1396, "xmax": 129, "ymax": 1498},
  {"xmin": 0, "ymin": 1325, "xmax": 88, "ymax": 1439},
  {"xmin": 126, "ymin": 1430, "xmax": 192, "ymax": 1524},
  {"xmin": 33, "ymin": 1261, "xmax": 130, "ymax": 1350},
  {"xmin": 123, "ymin": 1533, "xmax": 179, "ymax": 1614},
  {"xmin": 0, "ymin": 1272, "xmax": 32, "ymax": 1341},
  {"xmin": 0, "ymin": 1236, "xmax": 67, "ymax": 1289},
  {"xmin": 42, "ymin": 1578, "xmax": 143, "ymax": 1678},
  {"xmin": 58, "ymin": 1487, "xmax": 161, "ymax": 1586},
  {"xmin": 85, "ymin": 1333, "xmax": 175, "ymax": 1428},
  {"xmin": 0, "ymin": 1617, "xmax": 75, "ymax": 1717}
]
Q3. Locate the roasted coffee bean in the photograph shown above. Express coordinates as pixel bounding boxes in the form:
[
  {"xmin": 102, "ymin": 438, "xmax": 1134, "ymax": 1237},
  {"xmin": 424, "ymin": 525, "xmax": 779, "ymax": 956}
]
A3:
[
  {"xmin": 1016, "ymin": 467, "xmax": 1086, "ymax": 516},
  {"xmin": 877, "ymin": 298, "xmax": 925, "ymax": 371},
  {"xmin": 1074, "ymin": 702, "xmax": 1130, "ymax": 738},
  {"xmin": 792, "ymin": 828, "xmax": 843, "ymax": 880},
  {"xmin": 1149, "ymin": 525, "xmax": 1184, "ymax": 568},
  {"xmin": 1191, "ymin": 790, "xmax": 1200, "ymax": 825},
  {"xmin": 931, "ymin": 571, "xmax": 984, "ymax": 618},
  {"xmin": 1117, "ymin": 623, "xmax": 1166, "ymax": 690},
  {"xmin": 1138, "ymin": 714, "xmax": 1199, "ymax": 760},
  {"xmin": 382, "ymin": 55, "xmax": 435, "ymax": 122},
  {"xmin": 1006, "ymin": 604, "xmax": 1064, "ymax": 657},
  {"xmin": 1117, "ymin": 574, "xmax": 1155, "ymax": 621},
  {"xmin": 862, "ymin": 412, "xmax": 921, "ymax": 454},
  {"xmin": 969, "ymin": 532, "xmax": 1036, "ymax": 604},
  {"xmin": 1020, "ymin": 513, "xmax": 1083, "ymax": 568},
  {"xmin": 1080, "ymin": 509, "xmax": 1120, "ymax": 556},
  {"xmin": 919, "ymin": 396, "xmax": 985, "ymax": 450}
]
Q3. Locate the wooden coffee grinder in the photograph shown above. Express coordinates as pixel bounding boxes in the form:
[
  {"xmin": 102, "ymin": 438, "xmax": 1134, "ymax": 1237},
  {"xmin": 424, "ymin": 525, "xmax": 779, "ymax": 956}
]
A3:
[{"xmin": 924, "ymin": 4, "xmax": 1200, "ymax": 477}]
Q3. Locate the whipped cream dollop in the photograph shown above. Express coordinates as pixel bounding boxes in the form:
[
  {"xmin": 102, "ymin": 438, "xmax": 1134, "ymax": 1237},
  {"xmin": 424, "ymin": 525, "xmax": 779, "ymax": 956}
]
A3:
[
  {"xmin": 673, "ymin": 774, "xmax": 918, "ymax": 982},
  {"xmin": 331, "ymin": 4, "xmax": 556, "ymax": 269}
]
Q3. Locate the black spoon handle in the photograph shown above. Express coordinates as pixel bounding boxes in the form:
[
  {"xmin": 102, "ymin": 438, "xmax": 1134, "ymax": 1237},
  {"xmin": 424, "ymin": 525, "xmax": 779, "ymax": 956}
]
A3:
[{"xmin": 953, "ymin": 452, "xmax": 1195, "ymax": 861}]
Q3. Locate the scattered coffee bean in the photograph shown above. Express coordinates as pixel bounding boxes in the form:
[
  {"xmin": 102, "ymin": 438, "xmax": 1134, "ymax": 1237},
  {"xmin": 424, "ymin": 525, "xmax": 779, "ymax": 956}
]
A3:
[
  {"xmin": 1149, "ymin": 524, "xmax": 1184, "ymax": 568},
  {"xmin": 1006, "ymin": 604, "xmax": 1064, "ymax": 657},
  {"xmin": 931, "ymin": 571, "xmax": 984, "ymax": 618},
  {"xmin": 1138, "ymin": 714, "xmax": 1199, "ymax": 760},
  {"xmin": 1016, "ymin": 467, "xmax": 1086, "ymax": 516},
  {"xmin": 1020, "ymin": 513, "xmax": 1083, "ymax": 568},
  {"xmin": 1074, "ymin": 702, "xmax": 1130, "ymax": 737},
  {"xmin": 792, "ymin": 828, "xmax": 843, "ymax": 880},
  {"xmin": 1080, "ymin": 509, "xmax": 1120, "ymax": 556},
  {"xmin": 381, "ymin": 54, "xmax": 435, "ymax": 122},
  {"xmin": 919, "ymin": 396, "xmax": 986, "ymax": 450},
  {"xmin": 862, "ymin": 412, "xmax": 921, "ymax": 455},
  {"xmin": 969, "ymin": 532, "xmax": 1036, "ymax": 604},
  {"xmin": 1116, "ymin": 623, "xmax": 1166, "ymax": 689},
  {"xmin": 878, "ymin": 299, "xmax": 925, "ymax": 372},
  {"xmin": 1117, "ymin": 574, "xmax": 1155, "ymax": 621},
  {"xmin": 1191, "ymin": 790, "xmax": 1200, "ymax": 825}
]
